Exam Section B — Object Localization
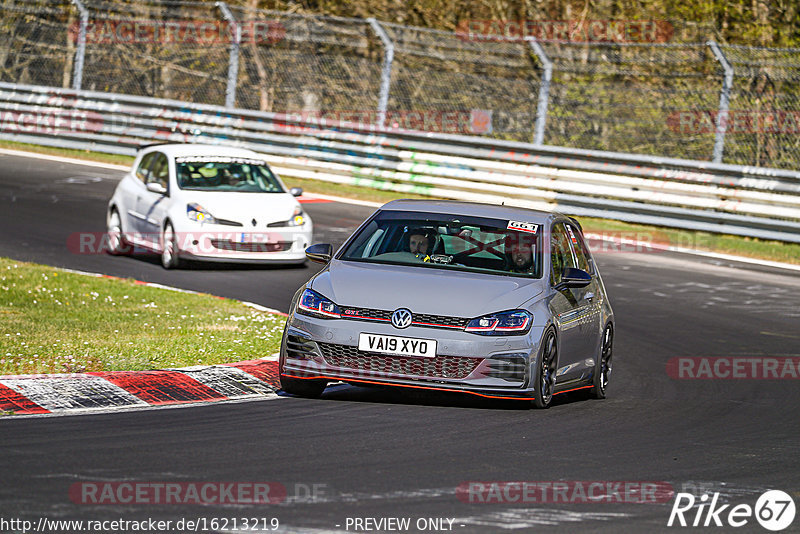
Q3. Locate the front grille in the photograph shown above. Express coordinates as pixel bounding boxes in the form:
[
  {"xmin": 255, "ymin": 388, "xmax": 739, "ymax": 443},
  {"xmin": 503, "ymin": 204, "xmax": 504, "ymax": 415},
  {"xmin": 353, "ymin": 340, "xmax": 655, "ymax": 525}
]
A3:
[
  {"xmin": 339, "ymin": 306, "xmax": 469, "ymax": 330},
  {"xmin": 318, "ymin": 342, "xmax": 481, "ymax": 379},
  {"xmin": 413, "ymin": 313, "xmax": 469, "ymax": 329},
  {"xmin": 341, "ymin": 307, "xmax": 391, "ymax": 322},
  {"xmin": 210, "ymin": 239, "xmax": 292, "ymax": 252}
]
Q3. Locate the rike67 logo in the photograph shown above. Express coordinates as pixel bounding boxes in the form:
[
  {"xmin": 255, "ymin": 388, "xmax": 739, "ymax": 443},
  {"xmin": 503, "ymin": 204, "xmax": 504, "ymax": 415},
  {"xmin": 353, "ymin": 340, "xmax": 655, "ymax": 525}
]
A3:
[{"xmin": 668, "ymin": 490, "xmax": 796, "ymax": 531}]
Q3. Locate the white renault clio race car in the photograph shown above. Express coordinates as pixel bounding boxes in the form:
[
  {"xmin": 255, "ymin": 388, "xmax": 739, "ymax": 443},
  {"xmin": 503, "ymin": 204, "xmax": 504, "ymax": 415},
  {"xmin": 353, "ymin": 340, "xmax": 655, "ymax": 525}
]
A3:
[{"xmin": 106, "ymin": 144, "xmax": 313, "ymax": 268}]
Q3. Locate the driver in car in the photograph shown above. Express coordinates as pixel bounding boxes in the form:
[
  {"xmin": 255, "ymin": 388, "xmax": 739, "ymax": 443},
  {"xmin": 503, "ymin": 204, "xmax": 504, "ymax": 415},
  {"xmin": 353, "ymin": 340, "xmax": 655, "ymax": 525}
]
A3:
[
  {"xmin": 405, "ymin": 228, "xmax": 437, "ymax": 261},
  {"xmin": 222, "ymin": 167, "xmax": 245, "ymax": 187}
]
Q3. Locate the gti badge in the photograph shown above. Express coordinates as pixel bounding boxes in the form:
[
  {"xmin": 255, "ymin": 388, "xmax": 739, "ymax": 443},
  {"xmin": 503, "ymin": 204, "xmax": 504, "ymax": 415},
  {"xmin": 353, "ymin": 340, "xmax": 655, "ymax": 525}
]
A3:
[{"xmin": 391, "ymin": 308, "xmax": 413, "ymax": 329}]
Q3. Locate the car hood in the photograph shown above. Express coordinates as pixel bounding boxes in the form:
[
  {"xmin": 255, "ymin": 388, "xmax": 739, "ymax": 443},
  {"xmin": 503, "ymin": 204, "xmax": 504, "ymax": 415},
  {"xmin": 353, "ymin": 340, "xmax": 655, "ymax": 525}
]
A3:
[
  {"xmin": 179, "ymin": 191, "xmax": 299, "ymax": 224},
  {"xmin": 311, "ymin": 260, "xmax": 545, "ymax": 318}
]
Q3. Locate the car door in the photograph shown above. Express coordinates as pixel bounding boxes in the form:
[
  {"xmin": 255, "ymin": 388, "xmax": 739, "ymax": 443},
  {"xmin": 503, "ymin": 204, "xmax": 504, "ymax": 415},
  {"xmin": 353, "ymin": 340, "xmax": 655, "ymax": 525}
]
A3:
[
  {"xmin": 124, "ymin": 152, "xmax": 158, "ymax": 237},
  {"xmin": 565, "ymin": 222, "xmax": 604, "ymax": 373},
  {"xmin": 136, "ymin": 151, "xmax": 171, "ymax": 249},
  {"xmin": 547, "ymin": 222, "xmax": 592, "ymax": 384}
]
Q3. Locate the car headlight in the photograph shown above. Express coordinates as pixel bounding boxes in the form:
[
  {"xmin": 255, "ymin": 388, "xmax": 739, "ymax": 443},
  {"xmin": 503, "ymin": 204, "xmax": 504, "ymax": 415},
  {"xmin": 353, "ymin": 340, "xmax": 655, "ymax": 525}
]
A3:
[
  {"xmin": 287, "ymin": 206, "xmax": 305, "ymax": 227},
  {"xmin": 187, "ymin": 203, "xmax": 218, "ymax": 224},
  {"xmin": 465, "ymin": 310, "xmax": 532, "ymax": 335},
  {"xmin": 296, "ymin": 289, "xmax": 341, "ymax": 319}
]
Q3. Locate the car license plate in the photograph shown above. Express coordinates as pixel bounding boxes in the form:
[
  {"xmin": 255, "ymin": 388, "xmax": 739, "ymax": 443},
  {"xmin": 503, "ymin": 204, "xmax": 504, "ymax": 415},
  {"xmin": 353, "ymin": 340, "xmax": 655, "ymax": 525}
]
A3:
[{"xmin": 358, "ymin": 333, "xmax": 437, "ymax": 358}]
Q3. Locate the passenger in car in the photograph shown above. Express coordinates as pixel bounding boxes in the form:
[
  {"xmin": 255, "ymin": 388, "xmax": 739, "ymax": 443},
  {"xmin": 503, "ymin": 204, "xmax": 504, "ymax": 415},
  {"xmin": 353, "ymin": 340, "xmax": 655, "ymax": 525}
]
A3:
[{"xmin": 506, "ymin": 233, "xmax": 536, "ymax": 273}]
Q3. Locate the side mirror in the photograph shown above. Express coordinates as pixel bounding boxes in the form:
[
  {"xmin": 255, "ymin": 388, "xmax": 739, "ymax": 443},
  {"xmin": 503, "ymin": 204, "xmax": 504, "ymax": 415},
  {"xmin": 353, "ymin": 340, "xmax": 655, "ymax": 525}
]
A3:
[
  {"xmin": 290, "ymin": 187, "xmax": 303, "ymax": 197},
  {"xmin": 306, "ymin": 243, "xmax": 333, "ymax": 264},
  {"xmin": 146, "ymin": 182, "xmax": 167, "ymax": 195},
  {"xmin": 557, "ymin": 267, "xmax": 592, "ymax": 289}
]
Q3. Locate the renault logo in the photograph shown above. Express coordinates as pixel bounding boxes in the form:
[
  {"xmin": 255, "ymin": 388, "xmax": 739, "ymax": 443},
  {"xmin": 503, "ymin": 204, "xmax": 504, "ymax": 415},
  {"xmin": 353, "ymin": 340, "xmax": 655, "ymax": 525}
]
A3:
[{"xmin": 391, "ymin": 308, "xmax": 413, "ymax": 329}]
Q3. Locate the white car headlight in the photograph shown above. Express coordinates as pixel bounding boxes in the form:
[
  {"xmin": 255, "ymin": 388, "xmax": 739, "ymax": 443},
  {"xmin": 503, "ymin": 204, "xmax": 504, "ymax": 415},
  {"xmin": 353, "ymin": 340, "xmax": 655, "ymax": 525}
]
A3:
[
  {"xmin": 286, "ymin": 206, "xmax": 305, "ymax": 227},
  {"xmin": 187, "ymin": 203, "xmax": 218, "ymax": 224}
]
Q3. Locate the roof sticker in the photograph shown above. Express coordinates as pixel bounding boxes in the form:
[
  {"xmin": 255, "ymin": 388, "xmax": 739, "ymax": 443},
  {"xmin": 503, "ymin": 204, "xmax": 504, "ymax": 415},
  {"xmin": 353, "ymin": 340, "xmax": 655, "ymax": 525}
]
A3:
[
  {"xmin": 175, "ymin": 156, "xmax": 267, "ymax": 166},
  {"xmin": 507, "ymin": 221, "xmax": 539, "ymax": 234}
]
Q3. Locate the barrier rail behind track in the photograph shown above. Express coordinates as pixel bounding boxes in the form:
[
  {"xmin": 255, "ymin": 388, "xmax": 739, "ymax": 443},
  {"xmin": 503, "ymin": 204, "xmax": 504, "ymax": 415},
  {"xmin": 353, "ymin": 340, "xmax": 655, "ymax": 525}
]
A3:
[{"xmin": 2, "ymin": 82, "xmax": 800, "ymax": 243}]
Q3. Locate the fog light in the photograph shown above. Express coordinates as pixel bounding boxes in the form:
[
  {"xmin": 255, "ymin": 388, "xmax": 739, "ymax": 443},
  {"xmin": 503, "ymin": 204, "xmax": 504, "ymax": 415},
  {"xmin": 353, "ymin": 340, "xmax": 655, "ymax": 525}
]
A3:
[{"xmin": 485, "ymin": 353, "xmax": 528, "ymax": 382}]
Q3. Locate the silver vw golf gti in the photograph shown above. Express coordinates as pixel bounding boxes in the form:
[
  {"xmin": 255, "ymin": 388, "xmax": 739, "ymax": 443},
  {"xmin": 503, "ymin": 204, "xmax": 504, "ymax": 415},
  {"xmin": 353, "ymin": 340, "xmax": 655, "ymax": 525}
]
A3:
[{"xmin": 279, "ymin": 200, "xmax": 614, "ymax": 408}]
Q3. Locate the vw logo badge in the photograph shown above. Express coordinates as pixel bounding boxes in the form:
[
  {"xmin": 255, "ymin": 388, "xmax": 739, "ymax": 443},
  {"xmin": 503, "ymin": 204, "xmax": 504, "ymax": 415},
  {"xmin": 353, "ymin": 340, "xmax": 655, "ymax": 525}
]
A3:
[{"xmin": 391, "ymin": 308, "xmax": 413, "ymax": 329}]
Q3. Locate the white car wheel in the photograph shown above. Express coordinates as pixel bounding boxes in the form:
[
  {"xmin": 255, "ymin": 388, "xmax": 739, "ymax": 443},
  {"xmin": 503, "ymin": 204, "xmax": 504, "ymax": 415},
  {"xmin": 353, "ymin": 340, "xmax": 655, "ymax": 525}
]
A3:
[
  {"xmin": 161, "ymin": 222, "xmax": 181, "ymax": 269},
  {"xmin": 106, "ymin": 209, "xmax": 128, "ymax": 255}
]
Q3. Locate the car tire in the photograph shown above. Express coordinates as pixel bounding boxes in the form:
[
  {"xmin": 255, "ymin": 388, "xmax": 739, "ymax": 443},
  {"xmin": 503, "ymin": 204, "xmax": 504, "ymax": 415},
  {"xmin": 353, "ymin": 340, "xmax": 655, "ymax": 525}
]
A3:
[
  {"xmin": 106, "ymin": 209, "xmax": 129, "ymax": 256},
  {"xmin": 590, "ymin": 324, "xmax": 613, "ymax": 399},
  {"xmin": 532, "ymin": 328, "xmax": 558, "ymax": 409},
  {"xmin": 160, "ymin": 222, "xmax": 181, "ymax": 269},
  {"xmin": 280, "ymin": 376, "xmax": 327, "ymax": 398}
]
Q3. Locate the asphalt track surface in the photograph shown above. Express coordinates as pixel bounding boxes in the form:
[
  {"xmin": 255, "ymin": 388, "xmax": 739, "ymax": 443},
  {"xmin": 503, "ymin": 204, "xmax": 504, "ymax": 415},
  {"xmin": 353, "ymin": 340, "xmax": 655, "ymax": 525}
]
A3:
[{"xmin": 1, "ymin": 153, "xmax": 799, "ymax": 533}]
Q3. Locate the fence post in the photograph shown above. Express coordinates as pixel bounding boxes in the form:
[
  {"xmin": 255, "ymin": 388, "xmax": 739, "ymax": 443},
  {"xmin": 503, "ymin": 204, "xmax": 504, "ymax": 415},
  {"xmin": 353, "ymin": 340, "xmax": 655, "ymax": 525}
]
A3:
[
  {"xmin": 708, "ymin": 40, "xmax": 733, "ymax": 163},
  {"xmin": 367, "ymin": 18, "xmax": 394, "ymax": 129},
  {"xmin": 527, "ymin": 38, "xmax": 552, "ymax": 146},
  {"xmin": 217, "ymin": 2, "xmax": 240, "ymax": 109},
  {"xmin": 71, "ymin": 0, "xmax": 88, "ymax": 91}
]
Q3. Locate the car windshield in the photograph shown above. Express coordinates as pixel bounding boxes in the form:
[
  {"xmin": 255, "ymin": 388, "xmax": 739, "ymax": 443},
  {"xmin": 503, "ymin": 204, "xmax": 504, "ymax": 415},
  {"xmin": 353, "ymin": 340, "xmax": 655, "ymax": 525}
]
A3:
[
  {"xmin": 339, "ymin": 210, "xmax": 543, "ymax": 278},
  {"xmin": 175, "ymin": 156, "xmax": 285, "ymax": 193}
]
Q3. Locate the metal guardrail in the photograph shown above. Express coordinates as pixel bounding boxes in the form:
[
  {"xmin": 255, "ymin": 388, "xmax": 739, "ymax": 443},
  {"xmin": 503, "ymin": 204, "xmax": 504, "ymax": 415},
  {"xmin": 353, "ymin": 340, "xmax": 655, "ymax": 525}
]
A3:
[{"xmin": 1, "ymin": 81, "xmax": 800, "ymax": 243}]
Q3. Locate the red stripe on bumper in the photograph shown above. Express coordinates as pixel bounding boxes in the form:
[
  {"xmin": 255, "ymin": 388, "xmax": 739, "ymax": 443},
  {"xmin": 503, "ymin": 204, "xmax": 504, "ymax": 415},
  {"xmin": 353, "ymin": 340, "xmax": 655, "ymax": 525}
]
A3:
[{"xmin": 281, "ymin": 373, "xmax": 533, "ymax": 401}]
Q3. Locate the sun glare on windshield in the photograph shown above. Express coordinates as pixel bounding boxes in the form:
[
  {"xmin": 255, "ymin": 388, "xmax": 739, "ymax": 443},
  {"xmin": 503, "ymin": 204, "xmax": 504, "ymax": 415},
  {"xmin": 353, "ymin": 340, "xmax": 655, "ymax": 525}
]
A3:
[{"xmin": 175, "ymin": 156, "xmax": 285, "ymax": 193}]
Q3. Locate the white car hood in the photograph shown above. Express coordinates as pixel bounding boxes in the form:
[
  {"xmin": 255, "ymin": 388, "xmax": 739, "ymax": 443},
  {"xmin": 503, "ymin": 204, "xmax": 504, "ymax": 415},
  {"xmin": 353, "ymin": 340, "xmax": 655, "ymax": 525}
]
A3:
[{"xmin": 181, "ymin": 191, "xmax": 299, "ymax": 225}]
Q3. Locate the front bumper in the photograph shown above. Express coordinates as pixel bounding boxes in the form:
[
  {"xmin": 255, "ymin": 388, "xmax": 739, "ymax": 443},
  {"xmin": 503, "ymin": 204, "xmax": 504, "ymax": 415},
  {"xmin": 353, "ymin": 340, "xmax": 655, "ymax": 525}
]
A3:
[
  {"xmin": 173, "ymin": 225, "xmax": 312, "ymax": 263},
  {"xmin": 280, "ymin": 312, "xmax": 546, "ymax": 399}
]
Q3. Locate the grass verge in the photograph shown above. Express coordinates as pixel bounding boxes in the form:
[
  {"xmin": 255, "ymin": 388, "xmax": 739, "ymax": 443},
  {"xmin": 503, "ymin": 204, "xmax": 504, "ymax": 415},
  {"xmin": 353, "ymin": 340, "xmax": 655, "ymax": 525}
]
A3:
[
  {"xmin": 0, "ymin": 257, "xmax": 286, "ymax": 375},
  {"xmin": 2, "ymin": 138, "xmax": 798, "ymax": 265},
  {"xmin": 0, "ymin": 139, "xmax": 135, "ymax": 166},
  {"xmin": 281, "ymin": 175, "xmax": 431, "ymax": 204}
]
